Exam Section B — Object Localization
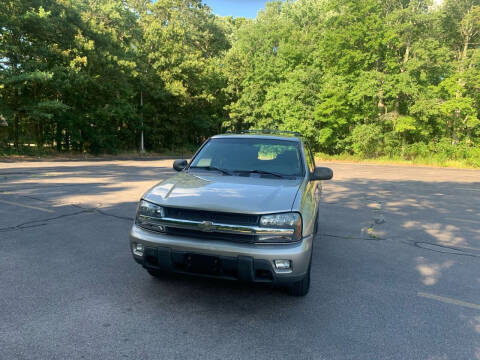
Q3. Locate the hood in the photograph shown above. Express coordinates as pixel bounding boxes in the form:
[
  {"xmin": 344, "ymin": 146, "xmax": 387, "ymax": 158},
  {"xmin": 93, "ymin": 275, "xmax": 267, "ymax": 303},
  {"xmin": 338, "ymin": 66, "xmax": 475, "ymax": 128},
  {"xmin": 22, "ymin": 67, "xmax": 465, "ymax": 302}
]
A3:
[{"xmin": 143, "ymin": 172, "xmax": 303, "ymax": 214}]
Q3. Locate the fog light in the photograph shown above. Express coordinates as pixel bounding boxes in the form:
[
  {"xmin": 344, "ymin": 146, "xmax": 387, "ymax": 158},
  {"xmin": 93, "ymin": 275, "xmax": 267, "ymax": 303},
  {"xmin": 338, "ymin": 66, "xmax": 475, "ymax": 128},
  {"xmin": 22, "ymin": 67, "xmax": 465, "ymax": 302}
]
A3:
[
  {"xmin": 133, "ymin": 243, "xmax": 144, "ymax": 257},
  {"xmin": 274, "ymin": 259, "xmax": 292, "ymax": 271}
]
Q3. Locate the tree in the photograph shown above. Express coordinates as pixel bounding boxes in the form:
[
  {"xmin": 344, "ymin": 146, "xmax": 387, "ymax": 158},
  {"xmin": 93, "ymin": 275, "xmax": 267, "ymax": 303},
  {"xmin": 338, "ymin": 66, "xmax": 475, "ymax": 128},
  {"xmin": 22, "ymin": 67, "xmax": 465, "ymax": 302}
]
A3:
[{"xmin": 1, "ymin": 0, "xmax": 479, "ymax": 165}]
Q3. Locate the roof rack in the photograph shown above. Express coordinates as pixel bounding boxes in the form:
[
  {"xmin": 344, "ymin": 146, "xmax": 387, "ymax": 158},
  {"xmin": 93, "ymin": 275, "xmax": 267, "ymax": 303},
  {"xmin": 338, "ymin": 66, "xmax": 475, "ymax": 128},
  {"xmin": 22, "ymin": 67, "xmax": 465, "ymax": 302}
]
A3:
[{"xmin": 226, "ymin": 129, "xmax": 302, "ymax": 137}]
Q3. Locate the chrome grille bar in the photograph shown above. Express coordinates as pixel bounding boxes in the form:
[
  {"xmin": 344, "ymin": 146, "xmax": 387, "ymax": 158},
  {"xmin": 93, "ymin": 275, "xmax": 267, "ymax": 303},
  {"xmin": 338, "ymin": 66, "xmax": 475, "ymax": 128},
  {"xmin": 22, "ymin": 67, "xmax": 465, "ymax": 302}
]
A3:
[{"xmin": 138, "ymin": 215, "xmax": 294, "ymax": 236}]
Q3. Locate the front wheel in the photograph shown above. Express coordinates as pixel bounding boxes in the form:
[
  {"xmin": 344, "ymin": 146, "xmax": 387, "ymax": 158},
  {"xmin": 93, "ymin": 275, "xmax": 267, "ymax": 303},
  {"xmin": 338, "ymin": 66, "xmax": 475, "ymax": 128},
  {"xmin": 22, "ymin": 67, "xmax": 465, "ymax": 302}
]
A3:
[
  {"xmin": 288, "ymin": 265, "xmax": 311, "ymax": 296},
  {"xmin": 313, "ymin": 210, "xmax": 319, "ymax": 235},
  {"xmin": 146, "ymin": 268, "xmax": 162, "ymax": 278}
]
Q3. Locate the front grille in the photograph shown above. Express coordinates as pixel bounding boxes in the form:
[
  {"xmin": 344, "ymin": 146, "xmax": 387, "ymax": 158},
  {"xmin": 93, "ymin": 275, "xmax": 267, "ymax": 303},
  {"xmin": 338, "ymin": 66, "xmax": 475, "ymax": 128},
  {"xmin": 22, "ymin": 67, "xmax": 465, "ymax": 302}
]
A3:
[
  {"xmin": 162, "ymin": 207, "xmax": 258, "ymax": 243},
  {"xmin": 163, "ymin": 207, "xmax": 259, "ymax": 226},
  {"xmin": 165, "ymin": 227, "xmax": 255, "ymax": 243}
]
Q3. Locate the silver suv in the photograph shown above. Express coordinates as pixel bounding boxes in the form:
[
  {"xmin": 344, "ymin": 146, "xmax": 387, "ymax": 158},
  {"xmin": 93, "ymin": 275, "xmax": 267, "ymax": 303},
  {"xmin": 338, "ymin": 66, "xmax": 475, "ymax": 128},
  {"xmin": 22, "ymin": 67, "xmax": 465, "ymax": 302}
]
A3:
[{"xmin": 130, "ymin": 131, "xmax": 333, "ymax": 296}]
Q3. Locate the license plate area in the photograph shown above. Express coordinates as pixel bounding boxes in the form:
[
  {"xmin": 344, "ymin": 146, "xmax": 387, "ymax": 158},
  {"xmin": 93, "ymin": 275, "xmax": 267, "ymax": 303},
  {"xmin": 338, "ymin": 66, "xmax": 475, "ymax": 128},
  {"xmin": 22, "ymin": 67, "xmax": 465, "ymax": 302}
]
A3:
[{"xmin": 184, "ymin": 253, "xmax": 221, "ymax": 275}]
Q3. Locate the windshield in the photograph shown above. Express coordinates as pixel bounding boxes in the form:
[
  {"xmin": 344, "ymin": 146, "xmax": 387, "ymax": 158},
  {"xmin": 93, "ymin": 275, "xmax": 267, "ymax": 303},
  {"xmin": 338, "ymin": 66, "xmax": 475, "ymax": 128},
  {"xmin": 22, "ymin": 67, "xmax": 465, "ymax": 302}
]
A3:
[{"xmin": 190, "ymin": 137, "xmax": 304, "ymax": 177}]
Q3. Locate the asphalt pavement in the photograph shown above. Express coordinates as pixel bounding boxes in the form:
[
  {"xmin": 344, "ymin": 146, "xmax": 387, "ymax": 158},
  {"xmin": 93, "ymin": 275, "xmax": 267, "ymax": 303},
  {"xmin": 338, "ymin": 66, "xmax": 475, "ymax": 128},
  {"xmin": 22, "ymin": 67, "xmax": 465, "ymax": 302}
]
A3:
[{"xmin": 0, "ymin": 159, "xmax": 479, "ymax": 360}]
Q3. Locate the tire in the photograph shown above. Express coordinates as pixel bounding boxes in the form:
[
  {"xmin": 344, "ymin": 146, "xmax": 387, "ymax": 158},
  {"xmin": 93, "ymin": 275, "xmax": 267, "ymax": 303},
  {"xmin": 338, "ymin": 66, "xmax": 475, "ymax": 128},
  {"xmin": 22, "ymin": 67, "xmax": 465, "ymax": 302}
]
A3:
[
  {"xmin": 313, "ymin": 210, "xmax": 319, "ymax": 235},
  {"xmin": 146, "ymin": 268, "xmax": 162, "ymax": 278},
  {"xmin": 288, "ymin": 263, "xmax": 311, "ymax": 297}
]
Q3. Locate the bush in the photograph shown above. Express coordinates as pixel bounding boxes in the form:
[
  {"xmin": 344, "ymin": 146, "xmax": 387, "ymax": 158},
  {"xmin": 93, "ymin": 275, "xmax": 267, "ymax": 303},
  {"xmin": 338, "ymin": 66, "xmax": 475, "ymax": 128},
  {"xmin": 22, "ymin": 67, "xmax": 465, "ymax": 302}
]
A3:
[
  {"xmin": 404, "ymin": 140, "xmax": 480, "ymax": 167},
  {"xmin": 404, "ymin": 142, "xmax": 430, "ymax": 159},
  {"xmin": 465, "ymin": 147, "xmax": 480, "ymax": 167},
  {"xmin": 382, "ymin": 131, "xmax": 402, "ymax": 157},
  {"xmin": 351, "ymin": 124, "xmax": 383, "ymax": 157}
]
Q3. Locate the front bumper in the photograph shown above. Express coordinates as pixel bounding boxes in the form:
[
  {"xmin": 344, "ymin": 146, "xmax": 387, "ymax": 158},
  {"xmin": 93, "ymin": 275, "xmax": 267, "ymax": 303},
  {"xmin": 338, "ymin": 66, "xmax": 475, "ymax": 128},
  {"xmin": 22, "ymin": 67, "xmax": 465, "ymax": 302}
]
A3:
[{"xmin": 130, "ymin": 224, "xmax": 313, "ymax": 285}]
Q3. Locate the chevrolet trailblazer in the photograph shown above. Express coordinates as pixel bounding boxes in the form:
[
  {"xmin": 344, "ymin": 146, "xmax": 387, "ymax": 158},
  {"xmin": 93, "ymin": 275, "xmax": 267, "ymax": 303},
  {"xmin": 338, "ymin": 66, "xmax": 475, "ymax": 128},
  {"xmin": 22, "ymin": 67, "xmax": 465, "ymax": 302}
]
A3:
[{"xmin": 130, "ymin": 131, "xmax": 333, "ymax": 296}]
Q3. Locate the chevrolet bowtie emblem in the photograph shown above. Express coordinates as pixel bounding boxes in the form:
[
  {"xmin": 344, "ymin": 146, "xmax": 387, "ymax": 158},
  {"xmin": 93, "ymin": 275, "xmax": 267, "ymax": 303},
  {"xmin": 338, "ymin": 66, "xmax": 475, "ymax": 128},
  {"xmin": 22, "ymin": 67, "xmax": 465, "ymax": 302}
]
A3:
[{"xmin": 199, "ymin": 221, "xmax": 214, "ymax": 232}]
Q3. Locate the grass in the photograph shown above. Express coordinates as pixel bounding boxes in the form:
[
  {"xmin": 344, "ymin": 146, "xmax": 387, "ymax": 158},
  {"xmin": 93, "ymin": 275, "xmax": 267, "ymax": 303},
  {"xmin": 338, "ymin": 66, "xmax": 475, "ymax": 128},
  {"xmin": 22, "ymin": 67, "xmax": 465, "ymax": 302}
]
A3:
[
  {"xmin": 1, "ymin": 147, "xmax": 478, "ymax": 170},
  {"xmin": 315, "ymin": 153, "xmax": 480, "ymax": 169},
  {"xmin": 0, "ymin": 149, "xmax": 193, "ymax": 162}
]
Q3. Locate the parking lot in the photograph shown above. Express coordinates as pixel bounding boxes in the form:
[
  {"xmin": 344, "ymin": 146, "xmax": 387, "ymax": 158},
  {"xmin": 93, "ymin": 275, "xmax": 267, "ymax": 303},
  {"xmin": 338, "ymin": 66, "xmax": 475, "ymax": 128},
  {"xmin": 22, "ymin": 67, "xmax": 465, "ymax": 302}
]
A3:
[{"xmin": 0, "ymin": 159, "xmax": 479, "ymax": 360}]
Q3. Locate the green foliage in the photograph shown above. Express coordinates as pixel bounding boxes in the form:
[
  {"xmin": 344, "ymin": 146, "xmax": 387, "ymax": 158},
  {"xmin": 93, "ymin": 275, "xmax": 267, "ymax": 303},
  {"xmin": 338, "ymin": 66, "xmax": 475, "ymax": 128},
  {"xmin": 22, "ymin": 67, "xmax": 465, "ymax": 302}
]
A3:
[
  {"xmin": 0, "ymin": 0, "xmax": 229, "ymax": 154},
  {"xmin": 221, "ymin": 0, "xmax": 480, "ymax": 166},
  {"xmin": 351, "ymin": 124, "xmax": 383, "ymax": 157},
  {"xmin": 1, "ymin": 0, "xmax": 479, "ymax": 167}
]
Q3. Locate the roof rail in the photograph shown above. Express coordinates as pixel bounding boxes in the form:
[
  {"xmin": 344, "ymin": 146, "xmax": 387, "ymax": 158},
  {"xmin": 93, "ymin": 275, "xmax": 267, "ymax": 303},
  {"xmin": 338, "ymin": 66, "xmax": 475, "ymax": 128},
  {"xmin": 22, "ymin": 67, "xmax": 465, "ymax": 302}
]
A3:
[{"xmin": 226, "ymin": 129, "xmax": 302, "ymax": 137}]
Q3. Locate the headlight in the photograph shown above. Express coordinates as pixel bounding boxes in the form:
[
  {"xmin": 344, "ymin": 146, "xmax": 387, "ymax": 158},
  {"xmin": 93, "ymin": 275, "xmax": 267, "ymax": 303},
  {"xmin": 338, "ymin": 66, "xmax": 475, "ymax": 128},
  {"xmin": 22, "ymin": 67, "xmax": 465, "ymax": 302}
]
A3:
[
  {"xmin": 257, "ymin": 212, "xmax": 302, "ymax": 243},
  {"xmin": 135, "ymin": 200, "xmax": 166, "ymax": 232}
]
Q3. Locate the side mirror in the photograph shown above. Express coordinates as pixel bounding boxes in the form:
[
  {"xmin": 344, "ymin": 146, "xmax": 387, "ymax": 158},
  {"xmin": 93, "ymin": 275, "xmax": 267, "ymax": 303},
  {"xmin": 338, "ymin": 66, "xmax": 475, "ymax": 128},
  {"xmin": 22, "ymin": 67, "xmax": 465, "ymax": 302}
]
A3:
[
  {"xmin": 310, "ymin": 166, "xmax": 333, "ymax": 181},
  {"xmin": 173, "ymin": 159, "xmax": 188, "ymax": 172}
]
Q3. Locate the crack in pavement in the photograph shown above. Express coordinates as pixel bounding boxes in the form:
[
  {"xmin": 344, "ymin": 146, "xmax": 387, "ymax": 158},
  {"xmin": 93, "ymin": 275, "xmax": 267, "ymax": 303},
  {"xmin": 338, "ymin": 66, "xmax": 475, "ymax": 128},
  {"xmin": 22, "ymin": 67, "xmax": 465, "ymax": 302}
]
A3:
[
  {"xmin": 70, "ymin": 204, "xmax": 134, "ymax": 222},
  {"xmin": 3, "ymin": 194, "xmax": 477, "ymax": 259},
  {"xmin": 411, "ymin": 241, "xmax": 480, "ymax": 258},
  {"xmin": 0, "ymin": 205, "xmax": 133, "ymax": 233},
  {"xmin": 10, "ymin": 194, "xmax": 52, "ymax": 204},
  {"xmin": 0, "ymin": 210, "xmax": 92, "ymax": 232},
  {"xmin": 320, "ymin": 233, "xmax": 479, "ymax": 259},
  {"xmin": 319, "ymin": 233, "xmax": 386, "ymax": 241},
  {"xmin": 0, "ymin": 171, "xmax": 35, "ymax": 176}
]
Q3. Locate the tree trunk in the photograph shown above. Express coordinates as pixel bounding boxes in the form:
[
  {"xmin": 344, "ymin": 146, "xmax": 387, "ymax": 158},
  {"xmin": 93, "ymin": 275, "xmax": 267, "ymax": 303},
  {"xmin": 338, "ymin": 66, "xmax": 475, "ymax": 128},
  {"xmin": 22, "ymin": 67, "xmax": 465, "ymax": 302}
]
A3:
[
  {"xmin": 36, "ymin": 120, "xmax": 44, "ymax": 149},
  {"xmin": 13, "ymin": 114, "xmax": 19, "ymax": 150},
  {"xmin": 402, "ymin": 42, "xmax": 410, "ymax": 68},
  {"xmin": 393, "ymin": 98, "xmax": 400, "ymax": 117},
  {"xmin": 65, "ymin": 130, "xmax": 70, "ymax": 151},
  {"xmin": 79, "ymin": 130, "xmax": 84, "ymax": 152},
  {"xmin": 56, "ymin": 123, "xmax": 62, "ymax": 151},
  {"xmin": 453, "ymin": 36, "xmax": 470, "ymax": 145},
  {"xmin": 377, "ymin": 87, "xmax": 386, "ymax": 117}
]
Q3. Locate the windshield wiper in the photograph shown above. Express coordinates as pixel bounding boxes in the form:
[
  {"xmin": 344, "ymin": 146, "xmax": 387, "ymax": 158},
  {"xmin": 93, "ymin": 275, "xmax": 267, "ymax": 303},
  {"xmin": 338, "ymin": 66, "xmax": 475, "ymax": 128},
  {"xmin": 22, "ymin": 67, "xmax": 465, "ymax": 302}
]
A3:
[
  {"xmin": 189, "ymin": 166, "xmax": 232, "ymax": 175},
  {"xmin": 233, "ymin": 169, "xmax": 285, "ymax": 178}
]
